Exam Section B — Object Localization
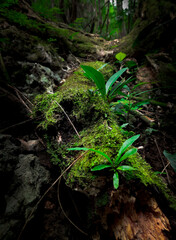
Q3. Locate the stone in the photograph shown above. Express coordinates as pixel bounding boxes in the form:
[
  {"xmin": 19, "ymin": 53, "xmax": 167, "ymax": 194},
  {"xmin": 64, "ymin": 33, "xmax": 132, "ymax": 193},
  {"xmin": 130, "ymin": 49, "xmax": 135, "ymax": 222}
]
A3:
[
  {"xmin": 25, "ymin": 63, "xmax": 61, "ymax": 93},
  {"xmin": 0, "ymin": 135, "xmax": 50, "ymax": 240}
]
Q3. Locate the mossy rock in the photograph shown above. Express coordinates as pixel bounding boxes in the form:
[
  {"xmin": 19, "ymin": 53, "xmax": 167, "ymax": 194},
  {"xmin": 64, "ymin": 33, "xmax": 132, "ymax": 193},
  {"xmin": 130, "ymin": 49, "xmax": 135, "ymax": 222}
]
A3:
[{"xmin": 33, "ymin": 61, "xmax": 176, "ymax": 210}]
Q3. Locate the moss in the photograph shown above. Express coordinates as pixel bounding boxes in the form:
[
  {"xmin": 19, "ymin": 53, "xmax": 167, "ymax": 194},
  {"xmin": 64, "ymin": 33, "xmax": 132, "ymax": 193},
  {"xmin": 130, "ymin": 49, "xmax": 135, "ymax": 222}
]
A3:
[
  {"xmin": 66, "ymin": 120, "xmax": 176, "ymax": 209},
  {"xmin": 66, "ymin": 121, "xmax": 123, "ymax": 187},
  {"xmin": 32, "ymin": 61, "xmax": 114, "ymax": 129},
  {"xmin": 0, "ymin": 9, "xmax": 43, "ymax": 31}
]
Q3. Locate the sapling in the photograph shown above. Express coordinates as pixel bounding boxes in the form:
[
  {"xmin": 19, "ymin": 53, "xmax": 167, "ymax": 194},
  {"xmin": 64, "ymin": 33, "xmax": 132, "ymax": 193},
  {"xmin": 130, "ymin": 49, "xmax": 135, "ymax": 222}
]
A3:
[
  {"xmin": 81, "ymin": 65, "xmax": 129, "ymax": 101},
  {"xmin": 68, "ymin": 134, "xmax": 140, "ymax": 189}
]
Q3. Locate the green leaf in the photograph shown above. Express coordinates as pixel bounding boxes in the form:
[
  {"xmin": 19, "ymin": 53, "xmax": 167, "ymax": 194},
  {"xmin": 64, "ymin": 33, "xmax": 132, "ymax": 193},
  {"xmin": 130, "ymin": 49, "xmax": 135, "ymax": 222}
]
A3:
[
  {"xmin": 113, "ymin": 172, "xmax": 119, "ymax": 189},
  {"xmin": 118, "ymin": 148, "xmax": 137, "ymax": 163},
  {"xmin": 120, "ymin": 123, "xmax": 129, "ymax": 129},
  {"xmin": 97, "ymin": 63, "xmax": 109, "ymax": 71},
  {"xmin": 115, "ymin": 52, "xmax": 127, "ymax": 62},
  {"xmin": 91, "ymin": 164, "xmax": 111, "ymax": 171},
  {"xmin": 132, "ymin": 101, "xmax": 150, "ymax": 109},
  {"xmin": 131, "ymin": 82, "xmax": 150, "ymax": 92},
  {"xmin": 81, "ymin": 65, "xmax": 106, "ymax": 97},
  {"xmin": 106, "ymin": 68, "xmax": 128, "ymax": 95},
  {"xmin": 125, "ymin": 60, "xmax": 137, "ymax": 68},
  {"xmin": 154, "ymin": 171, "xmax": 167, "ymax": 175},
  {"xmin": 133, "ymin": 88, "xmax": 157, "ymax": 97},
  {"xmin": 163, "ymin": 150, "xmax": 176, "ymax": 172},
  {"xmin": 108, "ymin": 77, "xmax": 134, "ymax": 98},
  {"xmin": 117, "ymin": 165, "xmax": 135, "ymax": 171},
  {"xmin": 115, "ymin": 134, "xmax": 140, "ymax": 163},
  {"xmin": 67, "ymin": 147, "xmax": 112, "ymax": 164}
]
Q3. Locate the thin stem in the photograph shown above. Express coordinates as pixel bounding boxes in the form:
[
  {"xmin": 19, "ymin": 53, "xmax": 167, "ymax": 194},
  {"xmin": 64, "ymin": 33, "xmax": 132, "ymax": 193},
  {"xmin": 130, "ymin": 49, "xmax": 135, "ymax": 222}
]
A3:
[
  {"xmin": 57, "ymin": 178, "xmax": 88, "ymax": 235},
  {"xmin": 154, "ymin": 138, "xmax": 170, "ymax": 184},
  {"xmin": 161, "ymin": 161, "xmax": 170, "ymax": 174},
  {"xmin": 55, "ymin": 101, "xmax": 81, "ymax": 139}
]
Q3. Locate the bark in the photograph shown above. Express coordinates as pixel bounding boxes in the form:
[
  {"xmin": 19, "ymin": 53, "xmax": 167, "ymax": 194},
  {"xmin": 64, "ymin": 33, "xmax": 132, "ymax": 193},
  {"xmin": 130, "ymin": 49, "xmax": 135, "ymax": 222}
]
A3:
[
  {"xmin": 70, "ymin": 0, "xmax": 77, "ymax": 23},
  {"xmin": 98, "ymin": 0, "xmax": 102, "ymax": 32},
  {"xmin": 59, "ymin": 0, "xmax": 68, "ymax": 23},
  {"xmin": 106, "ymin": 0, "xmax": 110, "ymax": 36}
]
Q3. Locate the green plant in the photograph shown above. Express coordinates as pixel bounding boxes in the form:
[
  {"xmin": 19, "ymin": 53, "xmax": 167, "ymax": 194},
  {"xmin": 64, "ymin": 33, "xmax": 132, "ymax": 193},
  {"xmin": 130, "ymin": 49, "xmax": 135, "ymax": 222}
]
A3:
[
  {"xmin": 47, "ymin": 38, "xmax": 57, "ymax": 42},
  {"xmin": 69, "ymin": 18, "xmax": 85, "ymax": 29},
  {"xmin": 110, "ymin": 81, "xmax": 151, "ymax": 121},
  {"xmin": 115, "ymin": 52, "xmax": 127, "ymax": 62},
  {"xmin": 0, "ymin": 0, "xmax": 18, "ymax": 8},
  {"xmin": 81, "ymin": 65, "xmax": 129, "ymax": 101},
  {"xmin": 144, "ymin": 127, "xmax": 158, "ymax": 135},
  {"xmin": 32, "ymin": 0, "xmax": 63, "ymax": 21},
  {"xmin": 119, "ymin": 123, "xmax": 134, "ymax": 137},
  {"xmin": 68, "ymin": 134, "xmax": 140, "ymax": 189},
  {"xmin": 0, "ymin": 9, "xmax": 42, "ymax": 30}
]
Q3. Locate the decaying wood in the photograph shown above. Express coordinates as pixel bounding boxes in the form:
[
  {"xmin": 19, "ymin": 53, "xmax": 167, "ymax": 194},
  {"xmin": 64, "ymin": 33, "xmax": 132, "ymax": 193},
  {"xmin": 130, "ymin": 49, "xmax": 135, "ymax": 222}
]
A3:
[
  {"xmin": 129, "ymin": 109, "xmax": 155, "ymax": 127},
  {"xmin": 93, "ymin": 186, "xmax": 171, "ymax": 240}
]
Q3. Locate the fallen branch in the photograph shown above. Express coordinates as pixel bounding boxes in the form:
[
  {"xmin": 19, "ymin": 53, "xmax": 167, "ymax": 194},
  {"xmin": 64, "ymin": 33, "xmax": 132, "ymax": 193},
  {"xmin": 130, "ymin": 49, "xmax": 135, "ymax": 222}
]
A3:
[{"xmin": 129, "ymin": 109, "xmax": 155, "ymax": 127}]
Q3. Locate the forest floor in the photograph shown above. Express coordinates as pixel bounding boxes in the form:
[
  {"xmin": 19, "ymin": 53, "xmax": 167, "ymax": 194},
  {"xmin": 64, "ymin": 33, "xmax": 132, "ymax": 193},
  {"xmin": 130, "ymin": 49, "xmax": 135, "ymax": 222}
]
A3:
[
  {"xmin": 14, "ymin": 58, "xmax": 176, "ymax": 240},
  {"xmin": 1, "ymin": 3, "xmax": 176, "ymax": 238}
]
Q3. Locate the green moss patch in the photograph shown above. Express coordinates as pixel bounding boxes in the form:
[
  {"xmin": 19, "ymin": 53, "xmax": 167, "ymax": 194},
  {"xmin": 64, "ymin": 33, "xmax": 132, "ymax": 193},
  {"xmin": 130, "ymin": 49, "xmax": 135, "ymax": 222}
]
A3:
[{"xmin": 32, "ymin": 61, "xmax": 114, "ymax": 129}]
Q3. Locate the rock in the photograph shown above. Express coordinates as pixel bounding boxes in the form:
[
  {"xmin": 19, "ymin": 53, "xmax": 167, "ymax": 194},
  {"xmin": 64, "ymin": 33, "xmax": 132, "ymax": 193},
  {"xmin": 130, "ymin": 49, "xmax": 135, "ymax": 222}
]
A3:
[
  {"xmin": 25, "ymin": 63, "xmax": 61, "ymax": 93},
  {"xmin": 0, "ymin": 135, "xmax": 50, "ymax": 240}
]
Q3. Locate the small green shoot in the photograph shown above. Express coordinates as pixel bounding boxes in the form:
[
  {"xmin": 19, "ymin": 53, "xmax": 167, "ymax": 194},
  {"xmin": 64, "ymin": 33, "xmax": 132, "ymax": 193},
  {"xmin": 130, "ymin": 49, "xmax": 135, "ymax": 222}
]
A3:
[
  {"xmin": 115, "ymin": 52, "xmax": 127, "ymax": 62},
  {"xmin": 81, "ymin": 65, "xmax": 128, "ymax": 101},
  {"xmin": 119, "ymin": 123, "xmax": 134, "ymax": 137},
  {"xmin": 68, "ymin": 134, "xmax": 140, "ymax": 189}
]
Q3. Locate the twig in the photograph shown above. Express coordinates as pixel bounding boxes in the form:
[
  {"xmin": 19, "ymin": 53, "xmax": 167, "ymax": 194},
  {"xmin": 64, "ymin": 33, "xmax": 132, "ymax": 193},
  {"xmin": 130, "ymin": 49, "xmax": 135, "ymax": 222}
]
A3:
[
  {"xmin": 161, "ymin": 161, "xmax": 170, "ymax": 174},
  {"xmin": 57, "ymin": 178, "xmax": 88, "ymax": 236},
  {"xmin": 12, "ymin": 86, "xmax": 34, "ymax": 107},
  {"xmin": 54, "ymin": 101, "xmax": 81, "ymax": 139},
  {"xmin": 129, "ymin": 109, "xmax": 155, "ymax": 127},
  {"xmin": 0, "ymin": 51, "xmax": 10, "ymax": 82},
  {"xmin": 0, "ymin": 118, "xmax": 39, "ymax": 133},
  {"xmin": 17, "ymin": 151, "xmax": 87, "ymax": 240},
  {"xmin": 14, "ymin": 88, "xmax": 32, "ymax": 113},
  {"xmin": 69, "ymin": 51, "xmax": 81, "ymax": 64},
  {"xmin": 154, "ymin": 138, "xmax": 170, "ymax": 184},
  {"xmin": 35, "ymin": 130, "xmax": 46, "ymax": 148}
]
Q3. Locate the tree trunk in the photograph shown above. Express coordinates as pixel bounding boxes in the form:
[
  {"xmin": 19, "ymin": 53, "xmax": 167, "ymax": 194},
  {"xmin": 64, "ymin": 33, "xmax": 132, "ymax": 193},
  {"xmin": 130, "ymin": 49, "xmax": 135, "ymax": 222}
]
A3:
[{"xmin": 106, "ymin": 0, "xmax": 110, "ymax": 36}]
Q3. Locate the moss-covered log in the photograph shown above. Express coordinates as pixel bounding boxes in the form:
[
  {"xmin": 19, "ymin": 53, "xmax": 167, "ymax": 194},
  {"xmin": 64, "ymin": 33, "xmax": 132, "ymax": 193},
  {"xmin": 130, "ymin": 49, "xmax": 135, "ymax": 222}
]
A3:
[{"xmin": 33, "ymin": 61, "xmax": 176, "ymax": 239}]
